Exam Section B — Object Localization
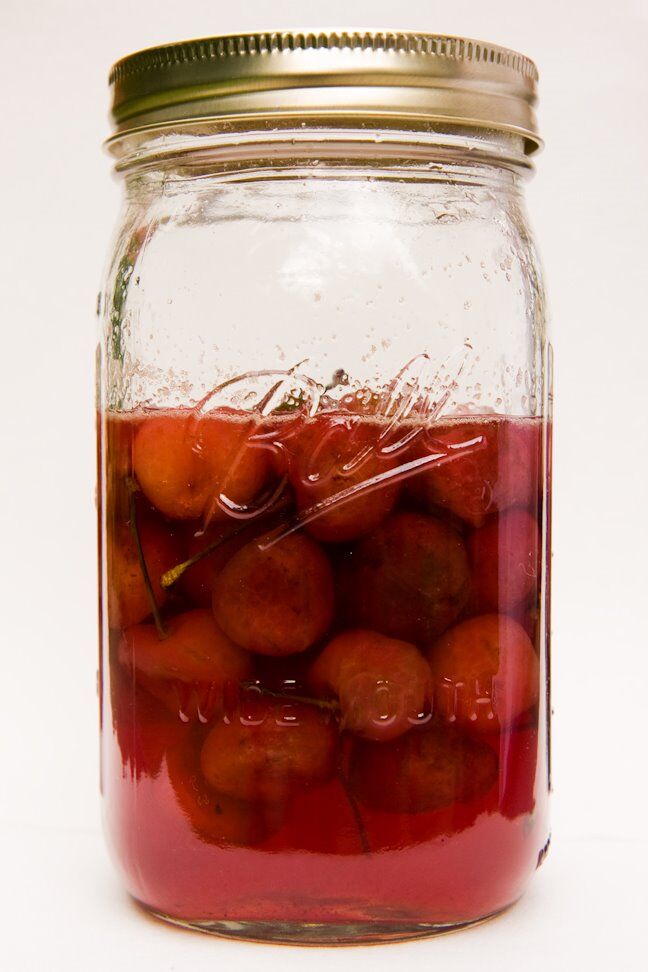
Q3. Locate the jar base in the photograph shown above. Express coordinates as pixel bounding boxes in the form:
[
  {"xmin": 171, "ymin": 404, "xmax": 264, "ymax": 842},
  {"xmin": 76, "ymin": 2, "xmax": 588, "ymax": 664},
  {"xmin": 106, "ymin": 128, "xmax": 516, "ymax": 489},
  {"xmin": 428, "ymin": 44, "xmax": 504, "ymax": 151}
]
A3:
[{"xmin": 141, "ymin": 905, "xmax": 511, "ymax": 946}]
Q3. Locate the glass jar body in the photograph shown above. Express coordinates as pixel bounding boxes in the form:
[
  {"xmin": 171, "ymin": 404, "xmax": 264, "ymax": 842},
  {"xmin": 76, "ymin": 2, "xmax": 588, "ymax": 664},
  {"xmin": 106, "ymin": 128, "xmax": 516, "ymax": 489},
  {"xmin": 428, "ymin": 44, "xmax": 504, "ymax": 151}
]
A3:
[{"xmin": 98, "ymin": 127, "xmax": 551, "ymax": 944}]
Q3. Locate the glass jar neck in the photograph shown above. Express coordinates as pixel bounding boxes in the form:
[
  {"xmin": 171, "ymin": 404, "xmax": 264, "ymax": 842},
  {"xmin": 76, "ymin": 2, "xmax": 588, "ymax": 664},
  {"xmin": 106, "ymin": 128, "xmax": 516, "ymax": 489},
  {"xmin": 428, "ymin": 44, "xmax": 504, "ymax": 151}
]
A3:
[{"xmin": 109, "ymin": 121, "xmax": 534, "ymax": 192}]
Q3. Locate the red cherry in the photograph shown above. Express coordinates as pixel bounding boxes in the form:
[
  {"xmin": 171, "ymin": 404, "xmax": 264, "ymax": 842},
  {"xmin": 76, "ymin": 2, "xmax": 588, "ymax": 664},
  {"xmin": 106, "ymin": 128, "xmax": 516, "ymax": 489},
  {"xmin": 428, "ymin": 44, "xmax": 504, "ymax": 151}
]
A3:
[
  {"xmin": 411, "ymin": 418, "xmax": 540, "ymax": 526},
  {"xmin": 133, "ymin": 411, "xmax": 211, "ymax": 520},
  {"xmin": 427, "ymin": 614, "xmax": 539, "ymax": 733},
  {"xmin": 133, "ymin": 409, "xmax": 269, "ymax": 522},
  {"xmin": 212, "ymin": 532, "xmax": 335, "ymax": 655},
  {"xmin": 166, "ymin": 728, "xmax": 282, "ymax": 845},
  {"xmin": 107, "ymin": 514, "xmax": 181, "ymax": 629},
  {"xmin": 349, "ymin": 722, "xmax": 499, "ymax": 814},
  {"xmin": 200, "ymin": 699, "xmax": 339, "ymax": 803},
  {"xmin": 309, "ymin": 629, "xmax": 433, "ymax": 741},
  {"xmin": 200, "ymin": 411, "xmax": 271, "ymax": 522},
  {"xmin": 468, "ymin": 509, "xmax": 541, "ymax": 612},
  {"xmin": 286, "ymin": 414, "xmax": 400, "ymax": 542},
  {"xmin": 340, "ymin": 511, "xmax": 471, "ymax": 645},
  {"xmin": 119, "ymin": 609, "xmax": 253, "ymax": 721}
]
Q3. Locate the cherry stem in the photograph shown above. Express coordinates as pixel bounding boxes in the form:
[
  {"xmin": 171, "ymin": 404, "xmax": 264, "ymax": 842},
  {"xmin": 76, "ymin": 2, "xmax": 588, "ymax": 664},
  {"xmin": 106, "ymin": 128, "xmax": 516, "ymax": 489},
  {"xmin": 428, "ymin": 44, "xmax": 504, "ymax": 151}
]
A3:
[
  {"xmin": 338, "ymin": 766, "xmax": 371, "ymax": 855},
  {"xmin": 239, "ymin": 682, "xmax": 340, "ymax": 713},
  {"xmin": 125, "ymin": 477, "xmax": 167, "ymax": 639},
  {"xmin": 161, "ymin": 536, "xmax": 228, "ymax": 590},
  {"xmin": 160, "ymin": 493, "xmax": 291, "ymax": 590}
]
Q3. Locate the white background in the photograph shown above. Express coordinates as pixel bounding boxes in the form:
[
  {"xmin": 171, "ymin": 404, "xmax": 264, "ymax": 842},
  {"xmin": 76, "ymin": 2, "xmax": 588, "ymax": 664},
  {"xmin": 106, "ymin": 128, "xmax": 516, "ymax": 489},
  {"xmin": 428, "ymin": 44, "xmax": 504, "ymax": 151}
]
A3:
[{"xmin": 2, "ymin": 0, "xmax": 647, "ymax": 969}]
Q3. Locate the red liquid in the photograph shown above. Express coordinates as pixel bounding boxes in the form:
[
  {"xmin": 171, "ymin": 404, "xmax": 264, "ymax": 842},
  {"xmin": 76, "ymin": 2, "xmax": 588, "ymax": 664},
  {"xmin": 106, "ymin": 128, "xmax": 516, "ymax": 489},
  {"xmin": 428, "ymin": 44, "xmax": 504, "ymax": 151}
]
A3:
[{"xmin": 100, "ymin": 404, "xmax": 549, "ymax": 932}]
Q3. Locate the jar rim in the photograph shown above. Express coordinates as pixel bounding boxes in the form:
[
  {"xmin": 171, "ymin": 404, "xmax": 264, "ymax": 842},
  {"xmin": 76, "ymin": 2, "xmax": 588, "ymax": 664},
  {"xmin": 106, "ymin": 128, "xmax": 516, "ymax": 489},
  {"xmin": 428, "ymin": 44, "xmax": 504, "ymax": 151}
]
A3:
[{"xmin": 108, "ymin": 30, "xmax": 541, "ymax": 155}]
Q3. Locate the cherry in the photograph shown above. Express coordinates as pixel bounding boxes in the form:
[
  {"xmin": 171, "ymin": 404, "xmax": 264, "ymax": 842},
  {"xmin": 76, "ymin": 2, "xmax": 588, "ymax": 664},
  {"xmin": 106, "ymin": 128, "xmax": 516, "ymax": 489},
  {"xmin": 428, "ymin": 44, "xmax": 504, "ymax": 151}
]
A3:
[
  {"xmin": 308, "ymin": 629, "xmax": 433, "ymax": 741},
  {"xmin": 427, "ymin": 614, "xmax": 539, "ymax": 733},
  {"xmin": 212, "ymin": 532, "xmax": 335, "ymax": 655},
  {"xmin": 107, "ymin": 514, "xmax": 181, "ymax": 629},
  {"xmin": 410, "ymin": 418, "xmax": 540, "ymax": 526},
  {"xmin": 133, "ymin": 409, "xmax": 269, "ymax": 522},
  {"xmin": 200, "ymin": 410, "xmax": 272, "ymax": 522},
  {"xmin": 468, "ymin": 509, "xmax": 541, "ymax": 612},
  {"xmin": 118, "ymin": 608, "xmax": 253, "ymax": 721},
  {"xmin": 166, "ymin": 728, "xmax": 281, "ymax": 845},
  {"xmin": 340, "ymin": 511, "xmax": 471, "ymax": 645},
  {"xmin": 350, "ymin": 722, "xmax": 499, "ymax": 813},
  {"xmin": 286, "ymin": 414, "xmax": 400, "ymax": 542},
  {"xmin": 200, "ymin": 699, "xmax": 338, "ymax": 803},
  {"xmin": 133, "ymin": 411, "xmax": 209, "ymax": 521}
]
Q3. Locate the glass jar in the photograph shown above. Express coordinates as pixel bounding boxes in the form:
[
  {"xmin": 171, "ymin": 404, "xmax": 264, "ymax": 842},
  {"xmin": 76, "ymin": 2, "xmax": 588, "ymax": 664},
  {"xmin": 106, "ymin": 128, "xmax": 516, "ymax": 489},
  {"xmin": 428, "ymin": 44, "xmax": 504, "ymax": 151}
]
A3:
[{"xmin": 98, "ymin": 31, "xmax": 551, "ymax": 945}]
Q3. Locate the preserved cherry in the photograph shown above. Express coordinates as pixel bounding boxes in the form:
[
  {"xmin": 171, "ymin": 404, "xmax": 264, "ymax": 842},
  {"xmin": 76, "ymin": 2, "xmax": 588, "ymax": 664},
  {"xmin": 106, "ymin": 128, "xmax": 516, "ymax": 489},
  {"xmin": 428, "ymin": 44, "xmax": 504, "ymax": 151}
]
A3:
[
  {"xmin": 167, "ymin": 729, "xmax": 281, "ymax": 845},
  {"xmin": 411, "ymin": 418, "xmax": 539, "ymax": 526},
  {"xmin": 349, "ymin": 722, "xmax": 499, "ymax": 813},
  {"xmin": 468, "ymin": 508, "xmax": 541, "ymax": 613},
  {"xmin": 286, "ymin": 414, "xmax": 400, "ymax": 542},
  {"xmin": 200, "ymin": 699, "xmax": 339, "ymax": 804},
  {"xmin": 118, "ymin": 608, "xmax": 253, "ymax": 720},
  {"xmin": 340, "ymin": 511, "xmax": 471, "ymax": 645},
  {"xmin": 133, "ymin": 410, "xmax": 269, "ymax": 522},
  {"xmin": 309, "ymin": 629, "xmax": 433, "ymax": 741},
  {"xmin": 212, "ymin": 532, "xmax": 335, "ymax": 655},
  {"xmin": 427, "ymin": 614, "xmax": 540, "ymax": 733}
]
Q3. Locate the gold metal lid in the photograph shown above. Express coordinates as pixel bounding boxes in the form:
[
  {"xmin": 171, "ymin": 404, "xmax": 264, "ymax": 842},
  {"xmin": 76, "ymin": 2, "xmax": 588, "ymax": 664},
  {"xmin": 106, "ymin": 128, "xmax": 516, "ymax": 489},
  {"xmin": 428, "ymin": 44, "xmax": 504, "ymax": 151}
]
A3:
[{"xmin": 109, "ymin": 30, "xmax": 541, "ymax": 153}]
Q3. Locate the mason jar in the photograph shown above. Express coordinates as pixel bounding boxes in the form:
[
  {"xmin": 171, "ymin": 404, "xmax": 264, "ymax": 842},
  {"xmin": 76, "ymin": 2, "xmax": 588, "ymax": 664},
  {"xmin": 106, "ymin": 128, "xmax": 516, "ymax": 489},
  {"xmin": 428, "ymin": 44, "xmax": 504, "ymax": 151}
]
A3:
[{"xmin": 98, "ymin": 30, "xmax": 551, "ymax": 945}]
